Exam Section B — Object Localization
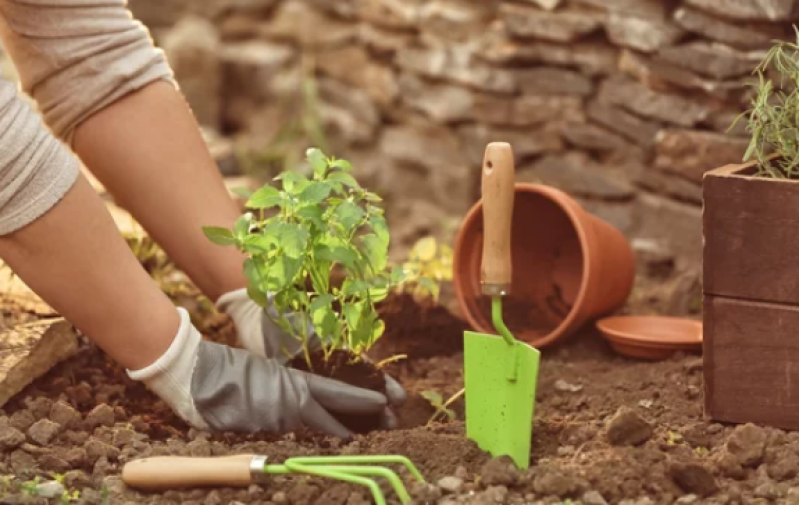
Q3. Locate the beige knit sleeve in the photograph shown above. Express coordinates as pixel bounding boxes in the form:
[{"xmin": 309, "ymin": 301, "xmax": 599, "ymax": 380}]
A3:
[
  {"xmin": 0, "ymin": 77, "xmax": 79, "ymax": 235},
  {"xmin": 0, "ymin": 0, "xmax": 176, "ymax": 146}
]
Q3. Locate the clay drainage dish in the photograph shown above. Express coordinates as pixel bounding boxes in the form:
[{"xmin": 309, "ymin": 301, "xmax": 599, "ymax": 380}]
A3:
[{"xmin": 596, "ymin": 315, "xmax": 702, "ymax": 360}]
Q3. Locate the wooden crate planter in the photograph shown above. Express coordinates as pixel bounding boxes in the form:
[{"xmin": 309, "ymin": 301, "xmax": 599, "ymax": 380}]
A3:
[{"xmin": 703, "ymin": 160, "xmax": 799, "ymax": 429}]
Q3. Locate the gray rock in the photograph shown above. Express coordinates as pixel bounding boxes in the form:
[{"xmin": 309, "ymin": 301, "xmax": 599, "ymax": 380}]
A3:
[
  {"xmin": 605, "ymin": 12, "xmax": 685, "ymax": 53},
  {"xmin": 597, "ymin": 75, "xmax": 710, "ymax": 127},
  {"xmin": 563, "ymin": 122, "xmax": 641, "ymax": 154},
  {"xmin": 672, "ymin": 7, "xmax": 790, "ymax": 49},
  {"xmin": 519, "ymin": 153, "xmax": 635, "ymax": 200},
  {"xmin": 318, "ymin": 78, "xmax": 380, "ymax": 145},
  {"xmin": 437, "ymin": 476, "xmax": 464, "ymax": 493},
  {"xmin": 418, "ymin": 0, "xmax": 493, "ymax": 41},
  {"xmin": 683, "ymin": 0, "xmax": 795, "ymax": 21},
  {"xmin": 84, "ymin": 404, "xmax": 115, "ymax": 430},
  {"xmin": 478, "ymin": 34, "xmax": 617, "ymax": 75},
  {"xmin": 668, "ymin": 461, "xmax": 719, "ymax": 496},
  {"xmin": 586, "ymin": 101, "xmax": 659, "ymax": 147},
  {"xmin": 606, "ymin": 407, "xmax": 654, "ymax": 446},
  {"xmin": 480, "ymin": 456, "xmax": 519, "ymax": 486},
  {"xmin": 398, "ymin": 73, "xmax": 475, "ymax": 123},
  {"xmin": 472, "ymin": 93, "xmax": 584, "ymax": 127},
  {"xmin": 631, "ymin": 193, "xmax": 702, "ymax": 267},
  {"xmin": 356, "ymin": 0, "xmax": 421, "ymax": 29},
  {"xmin": 263, "ymin": 0, "xmax": 356, "ymax": 46},
  {"xmin": 572, "ymin": 0, "xmax": 666, "ymax": 18},
  {"xmin": 653, "ymin": 129, "xmax": 748, "ymax": 184},
  {"xmin": 657, "ymin": 41, "xmax": 764, "ymax": 80},
  {"xmin": 49, "ymin": 401, "xmax": 81, "ymax": 430},
  {"xmin": 634, "ymin": 166, "xmax": 703, "ymax": 205},
  {"xmin": 726, "ymin": 423, "xmax": 769, "ymax": 467},
  {"xmin": 395, "ymin": 45, "xmax": 517, "ymax": 94},
  {"xmin": 411, "ymin": 481, "xmax": 443, "ymax": 502},
  {"xmin": 86, "ymin": 439, "xmax": 121, "ymax": 464},
  {"xmin": 515, "ymin": 67, "xmax": 594, "ymax": 95},
  {"xmin": 500, "ymin": 3, "xmax": 603, "ymax": 42},
  {"xmin": 676, "ymin": 495, "xmax": 699, "ymax": 504},
  {"xmin": 457, "ymin": 123, "xmax": 563, "ymax": 166},
  {"xmin": 27, "ymin": 419, "xmax": 60, "ymax": 446},
  {"xmin": 318, "ymin": 46, "xmax": 399, "ymax": 106},
  {"xmin": 583, "ymin": 490, "xmax": 610, "ymax": 505},
  {"xmin": 357, "ymin": 23, "xmax": 414, "ymax": 55},
  {"xmin": 0, "ymin": 426, "xmax": 24, "ymax": 451},
  {"xmin": 533, "ymin": 465, "xmax": 583, "ymax": 496},
  {"xmin": 33, "ymin": 480, "xmax": 64, "ymax": 499}
]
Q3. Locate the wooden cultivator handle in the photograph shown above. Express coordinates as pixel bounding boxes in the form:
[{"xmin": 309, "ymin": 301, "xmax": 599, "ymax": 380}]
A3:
[
  {"xmin": 480, "ymin": 142, "xmax": 515, "ymax": 296},
  {"xmin": 122, "ymin": 455, "xmax": 262, "ymax": 490}
]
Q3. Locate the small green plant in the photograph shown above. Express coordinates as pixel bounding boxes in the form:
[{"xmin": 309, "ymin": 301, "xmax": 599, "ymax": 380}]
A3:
[
  {"xmin": 421, "ymin": 388, "xmax": 464, "ymax": 426},
  {"xmin": 732, "ymin": 26, "xmax": 799, "ymax": 178},
  {"xmin": 20, "ymin": 476, "xmax": 40, "ymax": 496},
  {"xmin": 394, "ymin": 236, "xmax": 453, "ymax": 302},
  {"xmin": 203, "ymin": 148, "xmax": 406, "ymax": 368},
  {"xmin": 666, "ymin": 430, "xmax": 683, "ymax": 446}
]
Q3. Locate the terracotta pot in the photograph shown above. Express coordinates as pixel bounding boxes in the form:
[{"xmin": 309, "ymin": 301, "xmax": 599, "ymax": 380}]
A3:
[{"xmin": 453, "ymin": 183, "xmax": 635, "ymax": 348}]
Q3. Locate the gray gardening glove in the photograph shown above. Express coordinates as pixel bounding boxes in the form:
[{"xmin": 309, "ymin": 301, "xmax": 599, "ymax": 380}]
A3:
[
  {"xmin": 127, "ymin": 308, "xmax": 396, "ymax": 438},
  {"xmin": 216, "ymin": 288, "xmax": 407, "ymax": 414}
]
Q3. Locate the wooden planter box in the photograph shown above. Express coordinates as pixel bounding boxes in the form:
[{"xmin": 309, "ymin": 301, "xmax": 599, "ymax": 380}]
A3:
[{"xmin": 703, "ymin": 159, "xmax": 799, "ymax": 429}]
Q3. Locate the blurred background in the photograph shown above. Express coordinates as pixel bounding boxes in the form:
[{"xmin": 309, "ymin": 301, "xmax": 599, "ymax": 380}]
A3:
[{"xmin": 0, "ymin": 0, "xmax": 788, "ymax": 280}]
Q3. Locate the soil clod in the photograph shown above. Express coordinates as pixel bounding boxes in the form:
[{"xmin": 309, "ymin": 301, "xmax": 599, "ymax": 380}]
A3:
[
  {"xmin": 668, "ymin": 460, "xmax": 719, "ymax": 497},
  {"xmin": 606, "ymin": 407, "xmax": 654, "ymax": 446}
]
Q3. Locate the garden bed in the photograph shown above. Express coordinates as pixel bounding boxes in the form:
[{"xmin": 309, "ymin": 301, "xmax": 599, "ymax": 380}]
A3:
[{"xmin": 0, "ymin": 282, "xmax": 796, "ymax": 504}]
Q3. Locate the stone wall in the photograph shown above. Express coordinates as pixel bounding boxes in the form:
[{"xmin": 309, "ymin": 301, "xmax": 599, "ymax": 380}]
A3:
[{"xmin": 9, "ymin": 0, "xmax": 797, "ymax": 267}]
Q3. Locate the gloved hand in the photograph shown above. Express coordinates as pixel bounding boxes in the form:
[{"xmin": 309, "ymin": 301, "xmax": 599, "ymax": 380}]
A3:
[
  {"xmin": 127, "ymin": 307, "xmax": 393, "ymax": 438},
  {"xmin": 216, "ymin": 288, "xmax": 406, "ymax": 425}
]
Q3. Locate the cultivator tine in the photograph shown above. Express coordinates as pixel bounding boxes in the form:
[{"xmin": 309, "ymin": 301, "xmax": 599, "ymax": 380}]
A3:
[{"xmin": 263, "ymin": 455, "xmax": 425, "ymax": 505}]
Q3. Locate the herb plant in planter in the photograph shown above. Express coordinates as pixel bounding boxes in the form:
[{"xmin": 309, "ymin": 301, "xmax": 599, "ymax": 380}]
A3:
[
  {"xmin": 704, "ymin": 31, "xmax": 799, "ymax": 430},
  {"xmin": 203, "ymin": 148, "xmax": 406, "ymax": 433}
]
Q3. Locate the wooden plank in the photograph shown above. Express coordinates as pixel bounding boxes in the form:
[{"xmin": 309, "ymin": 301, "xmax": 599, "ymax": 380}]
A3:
[
  {"xmin": 0, "ymin": 319, "xmax": 79, "ymax": 407},
  {"xmin": 704, "ymin": 294, "xmax": 799, "ymax": 429},
  {"xmin": 703, "ymin": 160, "xmax": 799, "ymax": 305}
]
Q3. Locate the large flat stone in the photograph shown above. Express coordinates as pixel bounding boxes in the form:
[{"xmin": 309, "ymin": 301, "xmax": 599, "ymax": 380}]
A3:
[
  {"xmin": 418, "ymin": 0, "xmax": 494, "ymax": 41},
  {"xmin": 683, "ymin": 0, "xmax": 796, "ymax": 21},
  {"xmin": 457, "ymin": 123, "xmax": 564, "ymax": 166},
  {"xmin": 318, "ymin": 78, "xmax": 380, "ymax": 145},
  {"xmin": 478, "ymin": 33, "xmax": 618, "ymax": 75},
  {"xmin": 630, "ymin": 163, "xmax": 703, "ymax": 204},
  {"xmin": 396, "ymin": 45, "xmax": 518, "ymax": 93},
  {"xmin": 656, "ymin": 41, "xmax": 764, "ymax": 80},
  {"xmin": 355, "ymin": 0, "xmax": 422, "ymax": 28},
  {"xmin": 398, "ymin": 73, "xmax": 475, "ymax": 123},
  {"xmin": 0, "ymin": 319, "xmax": 79, "ymax": 408},
  {"xmin": 499, "ymin": 3, "xmax": 603, "ymax": 42},
  {"xmin": 517, "ymin": 152, "xmax": 635, "ymax": 200},
  {"xmin": 586, "ymin": 100, "xmax": 660, "ymax": 147},
  {"xmin": 261, "ymin": 1, "xmax": 357, "ymax": 46},
  {"xmin": 673, "ymin": 7, "xmax": 791, "ymax": 49},
  {"xmin": 562, "ymin": 122, "xmax": 641, "ymax": 154},
  {"xmin": 472, "ymin": 93, "xmax": 585, "ymax": 126},
  {"xmin": 515, "ymin": 67, "xmax": 594, "ymax": 95},
  {"xmin": 597, "ymin": 75, "xmax": 711, "ymax": 127},
  {"xmin": 604, "ymin": 12, "xmax": 685, "ymax": 53},
  {"xmin": 572, "ymin": 0, "xmax": 666, "ymax": 19},
  {"xmin": 632, "ymin": 192, "xmax": 702, "ymax": 265},
  {"xmin": 653, "ymin": 129, "xmax": 749, "ymax": 183},
  {"xmin": 318, "ymin": 46, "xmax": 399, "ymax": 106}
]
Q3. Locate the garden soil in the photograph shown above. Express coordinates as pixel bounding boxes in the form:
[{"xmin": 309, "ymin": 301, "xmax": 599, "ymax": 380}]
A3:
[{"xmin": 0, "ymin": 282, "xmax": 796, "ymax": 505}]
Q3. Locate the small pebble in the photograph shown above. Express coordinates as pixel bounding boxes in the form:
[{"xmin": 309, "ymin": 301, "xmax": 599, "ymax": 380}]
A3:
[
  {"xmin": 27, "ymin": 419, "xmax": 61, "ymax": 445},
  {"xmin": 84, "ymin": 404, "xmax": 115, "ymax": 430},
  {"xmin": 437, "ymin": 476, "xmax": 464, "ymax": 493},
  {"xmin": 607, "ymin": 407, "xmax": 653, "ymax": 446},
  {"xmin": 583, "ymin": 490, "xmax": 609, "ymax": 505}
]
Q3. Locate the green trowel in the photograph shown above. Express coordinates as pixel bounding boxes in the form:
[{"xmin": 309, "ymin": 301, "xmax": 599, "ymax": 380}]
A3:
[{"xmin": 464, "ymin": 142, "xmax": 540, "ymax": 469}]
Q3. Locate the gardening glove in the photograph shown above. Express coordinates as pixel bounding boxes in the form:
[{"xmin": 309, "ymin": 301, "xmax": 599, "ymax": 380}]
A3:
[
  {"xmin": 216, "ymin": 288, "xmax": 407, "ymax": 412},
  {"xmin": 127, "ymin": 307, "xmax": 393, "ymax": 438}
]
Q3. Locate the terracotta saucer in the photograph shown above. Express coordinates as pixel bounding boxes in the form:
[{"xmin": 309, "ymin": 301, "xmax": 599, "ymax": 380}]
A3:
[{"xmin": 596, "ymin": 316, "xmax": 702, "ymax": 360}]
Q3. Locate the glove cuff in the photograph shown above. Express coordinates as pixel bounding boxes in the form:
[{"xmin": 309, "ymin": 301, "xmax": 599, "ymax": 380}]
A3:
[
  {"xmin": 215, "ymin": 287, "xmax": 249, "ymax": 312},
  {"xmin": 215, "ymin": 287, "xmax": 268, "ymax": 357},
  {"xmin": 126, "ymin": 307, "xmax": 210, "ymax": 430}
]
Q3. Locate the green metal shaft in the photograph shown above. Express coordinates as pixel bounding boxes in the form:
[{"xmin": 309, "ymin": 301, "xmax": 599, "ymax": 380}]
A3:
[{"xmin": 491, "ymin": 295, "xmax": 516, "ymax": 346}]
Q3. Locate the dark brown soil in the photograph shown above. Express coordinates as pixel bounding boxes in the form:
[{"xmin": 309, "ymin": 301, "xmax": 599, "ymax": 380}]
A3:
[
  {"xmin": 0, "ymin": 270, "xmax": 793, "ymax": 505},
  {"xmin": 289, "ymin": 349, "xmax": 386, "ymax": 434},
  {"xmin": 475, "ymin": 294, "xmax": 561, "ymax": 337}
]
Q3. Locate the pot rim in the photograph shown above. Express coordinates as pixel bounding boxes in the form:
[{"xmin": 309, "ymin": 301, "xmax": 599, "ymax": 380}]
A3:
[{"xmin": 453, "ymin": 182, "xmax": 596, "ymax": 348}]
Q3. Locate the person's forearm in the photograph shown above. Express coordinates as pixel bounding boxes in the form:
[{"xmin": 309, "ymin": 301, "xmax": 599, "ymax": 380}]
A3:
[{"xmin": 72, "ymin": 80, "xmax": 248, "ymax": 302}]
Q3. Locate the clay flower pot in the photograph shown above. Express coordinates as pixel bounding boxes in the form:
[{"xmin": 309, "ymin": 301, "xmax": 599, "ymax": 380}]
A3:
[{"xmin": 453, "ymin": 183, "xmax": 635, "ymax": 348}]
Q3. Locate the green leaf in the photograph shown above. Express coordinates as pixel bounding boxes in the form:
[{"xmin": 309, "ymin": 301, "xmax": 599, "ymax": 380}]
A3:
[
  {"xmin": 342, "ymin": 278, "xmax": 370, "ymax": 296},
  {"xmin": 368, "ymin": 213, "xmax": 389, "ymax": 244},
  {"xmin": 336, "ymin": 201, "xmax": 365, "ymax": 232},
  {"xmin": 202, "ymin": 226, "xmax": 237, "ymax": 246},
  {"xmin": 315, "ymin": 239, "xmax": 358, "ymax": 268},
  {"xmin": 327, "ymin": 171, "xmax": 360, "ymax": 189},
  {"xmin": 307, "ymin": 148, "xmax": 328, "ymax": 177},
  {"xmin": 364, "ymin": 192, "xmax": 383, "ymax": 202},
  {"xmin": 233, "ymin": 214, "xmax": 250, "ymax": 239},
  {"xmin": 247, "ymin": 186, "xmax": 283, "ymax": 209},
  {"xmin": 299, "ymin": 181, "xmax": 332, "ymax": 205},
  {"xmin": 360, "ymin": 233, "xmax": 388, "ymax": 273},
  {"xmin": 276, "ymin": 171, "xmax": 308, "ymax": 193},
  {"xmin": 390, "ymin": 265, "xmax": 407, "ymax": 284},
  {"xmin": 310, "ymin": 294, "xmax": 338, "ymax": 339},
  {"xmin": 230, "ymin": 187, "xmax": 253, "ymax": 198},
  {"xmin": 296, "ymin": 204, "xmax": 325, "ymax": 229},
  {"xmin": 242, "ymin": 234, "xmax": 272, "ymax": 254},
  {"xmin": 329, "ymin": 159, "xmax": 353, "ymax": 172},
  {"xmin": 420, "ymin": 390, "xmax": 443, "ymax": 406},
  {"xmin": 276, "ymin": 222, "xmax": 310, "ymax": 259},
  {"xmin": 267, "ymin": 255, "xmax": 303, "ymax": 291}
]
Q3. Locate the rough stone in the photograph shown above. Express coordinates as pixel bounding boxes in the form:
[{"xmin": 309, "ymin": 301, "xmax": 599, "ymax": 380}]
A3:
[
  {"xmin": 49, "ymin": 401, "xmax": 81, "ymax": 430},
  {"xmin": 398, "ymin": 73, "xmax": 474, "ymax": 123},
  {"xmin": 478, "ymin": 33, "xmax": 618, "ymax": 75},
  {"xmin": 0, "ymin": 425, "xmax": 25, "ymax": 451},
  {"xmin": 533, "ymin": 465, "xmax": 583, "ymax": 496},
  {"xmin": 673, "ymin": 7, "xmax": 791, "ymax": 49},
  {"xmin": 605, "ymin": 12, "xmax": 685, "ymax": 53},
  {"xmin": 472, "ymin": 93, "xmax": 584, "ymax": 127},
  {"xmin": 355, "ymin": 0, "xmax": 421, "ymax": 29},
  {"xmin": 357, "ymin": 23, "xmax": 415, "ymax": 55},
  {"xmin": 768, "ymin": 451, "xmax": 799, "ymax": 481},
  {"xmin": 683, "ymin": 0, "xmax": 795, "ymax": 21},
  {"xmin": 500, "ymin": 3, "xmax": 603, "ymax": 42},
  {"xmin": 418, "ymin": 0, "xmax": 494, "ymax": 41},
  {"xmin": 598, "ymin": 75, "xmax": 711, "ymax": 127},
  {"xmin": 632, "ymin": 193, "xmax": 702, "ymax": 262},
  {"xmin": 654, "ymin": 129, "xmax": 749, "ymax": 184},
  {"xmin": 220, "ymin": 40, "xmax": 295, "ymax": 117},
  {"xmin": 318, "ymin": 78, "xmax": 380, "ymax": 145},
  {"xmin": 84, "ymin": 404, "xmax": 115, "ymax": 431},
  {"xmin": 583, "ymin": 490, "xmax": 610, "ymax": 505},
  {"xmin": 480, "ymin": 456, "xmax": 519, "ymax": 486},
  {"xmin": 726, "ymin": 424, "xmax": 769, "ymax": 467},
  {"xmin": 657, "ymin": 41, "xmax": 764, "ymax": 80},
  {"xmin": 515, "ymin": 67, "xmax": 594, "ymax": 95},
  {"xmin": 27, "ymin": 419, "xmax": 61, "ymax": 446},
  {"xmin": 518, "ymin": 153, "xmax": 635, "ymax": 200},
  {"xmin": 262, "ymin": 0, "xmax": 356, "ymax": 46},
  {"xmin": 563, "ymin": 122, "xmax": 640, "ymax": 154},
  {"xmin": 525, "ymin": 0, "xmax": 563, "ymax": 10},
  {"xmin": 86, "ymin": 439, "xmax": 121, "ymax": 465},
  {"xmin": 437, "ymin": 476, "xmax": 464, "ymax": 493},
  {"xmin": 634, "ymin": 166, "xmax": 702, "ymax": 205},
  {"xmin": 668, "ymin": 461, "xmax": 720, "ymax": 497},
  {"xmin": 161, "ymin": 16, "xmax": 221, "ymax": 128},
  {"xmin": 573, "ymin": 0, "xmax": 666, "ymax": 18},
  {"xmin": 606, "ymin": 407, "xmax": 654, "ymax": 446},
  {"xmin": 458, "ymin": 123, "xmax": 563, "ymax": 166},
  {"xmin": 587, "ymin": 101, "xmax": 659, "ymax": 147},
  {"xmin": 318, "ymin": 46, "xmax": 399, "ymax": 106},
  {"xmin": 396, "ymin": 45, "xmax": 517, "ymax": 94}
]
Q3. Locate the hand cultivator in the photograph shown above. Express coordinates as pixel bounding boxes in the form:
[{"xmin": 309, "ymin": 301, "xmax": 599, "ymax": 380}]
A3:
[{"xmin": 122, "ymin": 454, "xmax": 425, "ymax": 505}]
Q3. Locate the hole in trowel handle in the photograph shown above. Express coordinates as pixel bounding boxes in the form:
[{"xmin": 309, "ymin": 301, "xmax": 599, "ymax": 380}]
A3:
[{"xmin": 484, "ymin": 160, "xmax": 493, "ymax": 175}]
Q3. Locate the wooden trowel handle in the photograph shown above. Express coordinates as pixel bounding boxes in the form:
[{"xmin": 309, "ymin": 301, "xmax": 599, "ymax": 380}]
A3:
[
  {"xmin": 122, "ymin": 454, "xmax": 259, "ymax": 490},
  {"xmin": 481, "ymin": 142, "xmax": 515, "ymax": 296}
]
